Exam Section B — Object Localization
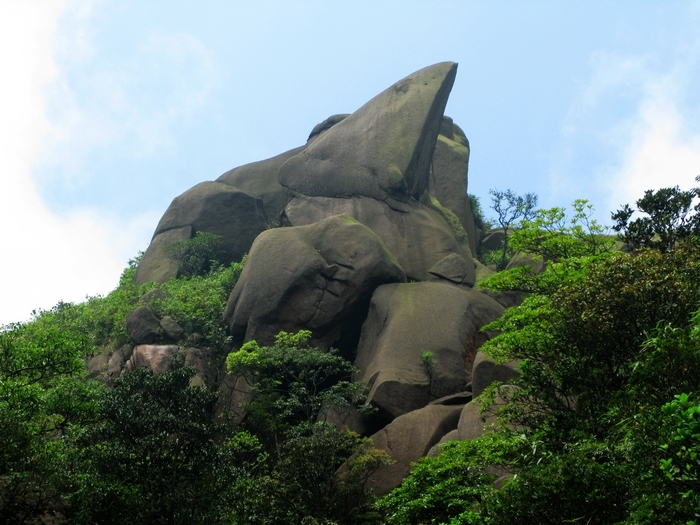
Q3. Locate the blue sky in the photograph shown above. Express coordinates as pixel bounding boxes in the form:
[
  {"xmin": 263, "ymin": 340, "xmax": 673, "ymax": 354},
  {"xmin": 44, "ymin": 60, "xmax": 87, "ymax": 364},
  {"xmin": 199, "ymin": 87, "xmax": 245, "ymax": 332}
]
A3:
[{"xmin": 2, "ymin": 0, "xmax": 700, "ymax": 324}]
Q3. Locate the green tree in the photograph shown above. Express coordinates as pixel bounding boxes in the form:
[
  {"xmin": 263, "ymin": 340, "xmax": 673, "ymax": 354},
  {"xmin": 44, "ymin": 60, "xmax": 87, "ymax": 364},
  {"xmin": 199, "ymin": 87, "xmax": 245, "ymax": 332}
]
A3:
[
  {"xmin": 164, "ymin": 231, "xmax": 226, "ymax": 277},
  {"xmin": 0, "ymin": 318, "xmax": 100, "ymax": 524},
  {"xmin": 611, "ymin": 178, "xmax": 700, "ymax": 252},
  {"xmin": 226, "ymin": 331, "xmax": 389, "ymax": 524},
  {"xmin": 480, "ymin": 200, "xmax": 614, "ymax": 295},
  {"xmin": 226, "ymin": 330, "xmax": 370, "ymax": 450},
  {"xmin": 68, "ymin": 367, "xmax": 253, "ymax": 525},
  {"xmin": 488, "ymin": 189, "xmax": 538, "ymax": 270}
]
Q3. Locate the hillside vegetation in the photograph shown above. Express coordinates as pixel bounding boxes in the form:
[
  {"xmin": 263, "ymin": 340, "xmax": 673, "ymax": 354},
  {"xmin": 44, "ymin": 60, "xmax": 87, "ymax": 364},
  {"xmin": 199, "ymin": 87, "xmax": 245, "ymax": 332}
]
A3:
[{"xmin": 2, "ymin": 182, "xmax": 700, "ymax": 524}]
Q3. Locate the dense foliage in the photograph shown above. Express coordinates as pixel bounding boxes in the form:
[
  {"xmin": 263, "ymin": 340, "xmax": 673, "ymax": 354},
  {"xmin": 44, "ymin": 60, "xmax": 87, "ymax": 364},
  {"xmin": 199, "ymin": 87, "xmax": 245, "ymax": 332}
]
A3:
[
  {"xmin": 378, "ymin": 190, "xmax": 700, "ymax": 524},
  {"xmin": 4, "ymin": 185, "xmax": 700, "ymax": 524},
  {"xmin": 226, "ymin": 331, "xmax": 390, "ymax": 524},
  {"xmin": 612, "ymin": 178, "xmax": 700, "ymax": 252}
]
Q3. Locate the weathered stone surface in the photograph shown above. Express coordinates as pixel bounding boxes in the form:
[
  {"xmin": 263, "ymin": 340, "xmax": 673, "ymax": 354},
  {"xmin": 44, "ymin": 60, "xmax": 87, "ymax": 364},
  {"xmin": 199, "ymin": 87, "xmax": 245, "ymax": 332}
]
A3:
[
  {"xmin": 107, "ymin": 344, "xmax": 133, "ymax": 378},
  {"xmin": 472, "ymin": 351, "xmax": 520, "ymax": 398},
  {"xmin": 126, "ymin": 306, "xmax": 161, "ymax": 345},
  {"xmin": 428, "ymin": 253, "xmax": 473, "ymax": 284},
  {"xmin": 224, "ymin": 214, "xmax": 406, "ymax": 348},
  {"xmin": 124, "ymin": 344, "xmax": 180, "ymax": 374},
  {"xmin": 353, "ymin": 282, "xmax": 504, "ymax": 421},
  {"xmin": 368, "ymin": 404, "xmax": 463, "ymax": 496},
  {"xmin": 183, "ymin": 348, "xmax": 217, "ymax": 388},
  {"xmin": 284, "ymin": 194, "xmax": 475, "ymax": 284},
  {"xmin": 457, "ymin": 385, "xmax": 518, "ymax": 441},
  {"xmin": 134, "ymin": 226, "xmax": 192, "ymax": 285},
  {"xmin": 217, "ymin": 146, "xmax": 305, "ymax": 224},
  {"xmin": 429, "ymin": 392, "xmax": 472, "ymax": 406},
  {"xmin": 216, "ymin": 366, "xmax": 253, "ymax": 424},
  {"xmin": 319, "ymin": 404, "xmax": 386, "ymax": 437},
  {"xmin": 430, "ymin": 116, "xmax": 477, "ymax": 256},
  {"xmin": 160, "ymin": 315, "xmax": 184, "ymax": 341},
  {"xmin": 480, "ymin": 230, "xmax": 507, "ymax": 254},
  {"xmin": 427, "ymin": 429, "xmax": 460, "ymax": 457},
  {"xmin": 86, "ymin": 349, "xmax": 111, "ymax": 379},
  {"xmin": 506, "ymin": 252, "xmax": 546, "ymax": 273},
  {"xmin": 307, "ymin": 114, "xmax": 349, "ymax": 142},
  {"xmin": 135, "ymin": 182, "xmax": 268, "ymax": 284},
  {"xmin": 279, "ymin": 62, "xmax": 457, "ymax": 204}
]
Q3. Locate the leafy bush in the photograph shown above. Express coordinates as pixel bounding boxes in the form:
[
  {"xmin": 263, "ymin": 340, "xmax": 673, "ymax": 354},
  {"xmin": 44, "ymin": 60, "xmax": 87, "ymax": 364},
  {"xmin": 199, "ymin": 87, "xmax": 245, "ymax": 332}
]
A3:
[
  {"xmin": 375, "ymin": 432, "xmax": 523, "ymax": 525},
  {"xmin": 147, "ymin": 258, "xmax": 244, "ymax": 350},
  {"xmin": 226, "ymin": 331, "xmax": 389, "ymax": 524},
  {"xmin": 612, "ymin": 178, "xmax": 700, "ymax": 252},
  {"xmin": 68, "ymin": 367, "xmax": 256, "ymax": 525},
  {"xmin": 0, "ymin": 321, "xmax": 102, "ymax": 523},
  {"xmin": 165, "ymin": 231, "xmax": 226, "ymax": 277}
]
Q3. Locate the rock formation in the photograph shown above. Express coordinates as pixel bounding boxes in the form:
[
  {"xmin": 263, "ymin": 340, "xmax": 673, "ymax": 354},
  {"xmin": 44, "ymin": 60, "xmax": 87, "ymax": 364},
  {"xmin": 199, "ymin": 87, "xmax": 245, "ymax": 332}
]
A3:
[{"xmin": 112, "ymin": 61, "xmax": 522, "ymax": 496}]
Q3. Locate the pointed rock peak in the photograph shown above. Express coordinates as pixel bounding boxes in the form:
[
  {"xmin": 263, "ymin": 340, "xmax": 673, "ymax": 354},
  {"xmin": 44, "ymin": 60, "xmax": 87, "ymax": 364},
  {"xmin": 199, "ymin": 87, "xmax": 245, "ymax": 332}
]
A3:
[{"xmin": 279, "ymin": 62, "xmax": 458, "ymax": 203}]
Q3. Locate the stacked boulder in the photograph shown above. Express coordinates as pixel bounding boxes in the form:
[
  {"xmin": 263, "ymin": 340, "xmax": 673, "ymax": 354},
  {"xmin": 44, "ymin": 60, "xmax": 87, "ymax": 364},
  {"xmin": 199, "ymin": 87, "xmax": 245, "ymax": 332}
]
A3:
[{"xmin": 126, "ymin": 62, "xmax": 521, "ymax": 495}]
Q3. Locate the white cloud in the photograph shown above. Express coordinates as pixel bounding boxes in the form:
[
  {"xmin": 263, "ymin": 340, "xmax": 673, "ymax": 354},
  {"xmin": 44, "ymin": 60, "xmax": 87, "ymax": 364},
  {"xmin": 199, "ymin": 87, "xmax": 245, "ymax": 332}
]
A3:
[
  {"xmin": 0, "ymin": 0, "xmax": 155, "ymax": 325},
  {"xmin": 606, "ymin": 89, "xmax": 700, "ymax": 212},
  {"xmin": 37, "ymin": 26, "xmax": 217, "ymax": 182},
  {"xmin": 556, "ymin": 30, "xmax": 700, "ymax": 218}
]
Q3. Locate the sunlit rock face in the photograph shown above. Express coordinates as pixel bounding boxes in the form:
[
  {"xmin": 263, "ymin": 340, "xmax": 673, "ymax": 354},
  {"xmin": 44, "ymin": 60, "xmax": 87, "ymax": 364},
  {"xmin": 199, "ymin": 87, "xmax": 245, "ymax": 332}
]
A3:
[{"xmin": 127, "ymin": 62, "xmax": 516, "ymax": 489}]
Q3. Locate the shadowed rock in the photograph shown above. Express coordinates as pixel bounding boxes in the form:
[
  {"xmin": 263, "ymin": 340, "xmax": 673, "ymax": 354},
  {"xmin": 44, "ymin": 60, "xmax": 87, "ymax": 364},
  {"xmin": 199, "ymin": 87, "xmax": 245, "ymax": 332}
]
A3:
[
  {"xmin": 353, "ymin": 282, "xmax": 504, "ymax": 421},
  {"xmin": 285, "ymin": 194, "xmax": 475, "ymax": 284},
  {"xmin": 278, "ymin": 62, "xmax": 458, "ymax": 204},
  {"xmin": 367, "ymin": 404, "xmax": 463, "ymax": 496},
  {"xmin": 217, "ymin": 146, "xmax": 305, "ymax": 224},
  {"xmin": 135, "ymin": 182, "xmax": 268, "ymax": 284},
  {"xmin": 126, "ymin": 306, "xmax": 161, "ymax": 344},
  {"xmin": 223, "ymin": 214, "xmax": 406, "ymax": 348},
  {"xmin": 471, "ymin": 350, "xmax": 520, "ymax": 398},
  {"xmin": 430, "ymin": 116, "xmax": 478, "ymax": 256}
]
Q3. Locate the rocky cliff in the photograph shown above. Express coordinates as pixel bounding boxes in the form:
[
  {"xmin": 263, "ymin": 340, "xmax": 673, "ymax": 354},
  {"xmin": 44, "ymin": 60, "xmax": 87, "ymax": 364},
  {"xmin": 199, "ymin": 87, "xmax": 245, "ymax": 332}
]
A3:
[{"xmin": 118, "ymin": 62, "xmax": 519, "ymax": 495}]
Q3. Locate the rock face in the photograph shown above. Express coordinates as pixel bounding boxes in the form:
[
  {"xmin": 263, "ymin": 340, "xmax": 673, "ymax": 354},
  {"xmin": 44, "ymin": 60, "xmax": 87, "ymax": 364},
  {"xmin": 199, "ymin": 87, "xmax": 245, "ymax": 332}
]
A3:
[
  {"xmin": 471, "ymin": 351, "xmax": 520, "ymax": 398},
  {"xmin": 217, "ymin": 146, "xmax": 305, "ymax": 224},
  {"xmin": 368, "ymin": 403, "xmax": 464, "ymax": 496},
  {"xmin": 127, "ymin": 62, "xmax": 516, "ymax": 494},
  {"xmin": 430, "ymin": 116, "xmax": 477, "ymax": 256},
  {"xmin": 135, "ymin": 182, "xmax": 268, "ymax": 284},
  {"xmin": 278, "ymin": 62, "xmax": 457, "ymax": 204},
  {"xmin": 223, "ymin": 214, "xmax": 406, "ymax": 348},
  {"xmin": 125, "ymin": 306, "xmax": 161, "ymax": 345},
  {"xmin": 353, "ymin": 282, "xmax": 504, "ymax": 421}
]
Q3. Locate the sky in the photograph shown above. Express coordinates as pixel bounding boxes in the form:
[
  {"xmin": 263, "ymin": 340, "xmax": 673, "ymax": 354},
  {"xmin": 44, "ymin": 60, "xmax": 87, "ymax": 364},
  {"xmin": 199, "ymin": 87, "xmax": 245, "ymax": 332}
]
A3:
[{"xmin": 2, "ymin": 0, "xmax": 700, "ymax": 325}]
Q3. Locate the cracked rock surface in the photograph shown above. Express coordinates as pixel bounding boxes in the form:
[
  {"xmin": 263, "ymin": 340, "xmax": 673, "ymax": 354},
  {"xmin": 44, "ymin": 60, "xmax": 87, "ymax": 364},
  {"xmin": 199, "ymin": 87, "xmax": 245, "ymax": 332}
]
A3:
[{"xmin": 223, "ymin": 214, "xmax": 406, "ymax": 349}]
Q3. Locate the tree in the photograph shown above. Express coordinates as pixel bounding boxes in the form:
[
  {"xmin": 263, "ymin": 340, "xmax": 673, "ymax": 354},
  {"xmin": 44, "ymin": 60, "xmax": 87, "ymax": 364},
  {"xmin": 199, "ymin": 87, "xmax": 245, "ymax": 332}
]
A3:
[
  {"xmin": 225, "ymin": 331, "xmax": 389, "ymax": 524},
  {"xmin": 488, "ymin": 189, "xmax": 538, "ymax": 269},
  {"xmin": 226, "ymin": 330, "xmax": 370, "ymax": 451},
  {"xmin": 164, "ymin": 231, "xmax": 226, "ymax": 277},
  {"xmin": 611, "ymin": 178, "xmax": 700, "ymax": 252},
  {"xmin": 68, "ymin": 367, "xmax": 253, "ymax": 525},
  {"xmin": 479, "ymin": 200, "xmax": 614, "ymax": 295},
  {"xmin": 0, "ymin": 317, "xmax": 99, "ymax": 525}
]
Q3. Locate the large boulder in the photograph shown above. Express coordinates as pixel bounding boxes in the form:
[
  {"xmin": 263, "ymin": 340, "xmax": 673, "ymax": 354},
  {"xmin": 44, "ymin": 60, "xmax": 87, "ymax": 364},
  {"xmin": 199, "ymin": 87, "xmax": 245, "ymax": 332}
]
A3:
[
  {"xmin": 367, "ymin": 403, "xmax": 463, "ymax": 496},
  {"xmin": 353, "ymin": 282, "xmax": 504, "ymax": 421},
  {"xmin": 123, "ymin": 344, "xmax": 181, "ymax": 375},
  {"xmin": 135, "ymin": 182, "xmax": 268, "ymax": 284},
  {"xmin": 126, "ymin": 306, "xmax": 161, "ymax": 345},
  {"xmin": 430, "ymin": 116, "xmax": 477, "ymax": 256},
  {"xmin": 223, "ymin": 214, "xmax": 406, "ymax": 349},
  {"xmin": 471, "ymin": 351, "xmax": 520, "ymax": 398},
  {"xmin": 217, "ymin": 146, "xmax": 305, "ymax": 224},
  {"xmin": 278, "ymin": 62, "xmax": 458, "ymax": 205},
  {"xmin": 133, "ymin": 226, "xmax": 192, "ymax": 285},
  {"xmin": 284, "ymin": 194, "xmax": 475, "ymax": 284},
  {"xmin": 457, "ymin": 385, "xmax": 519, "ymax": 441}
]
